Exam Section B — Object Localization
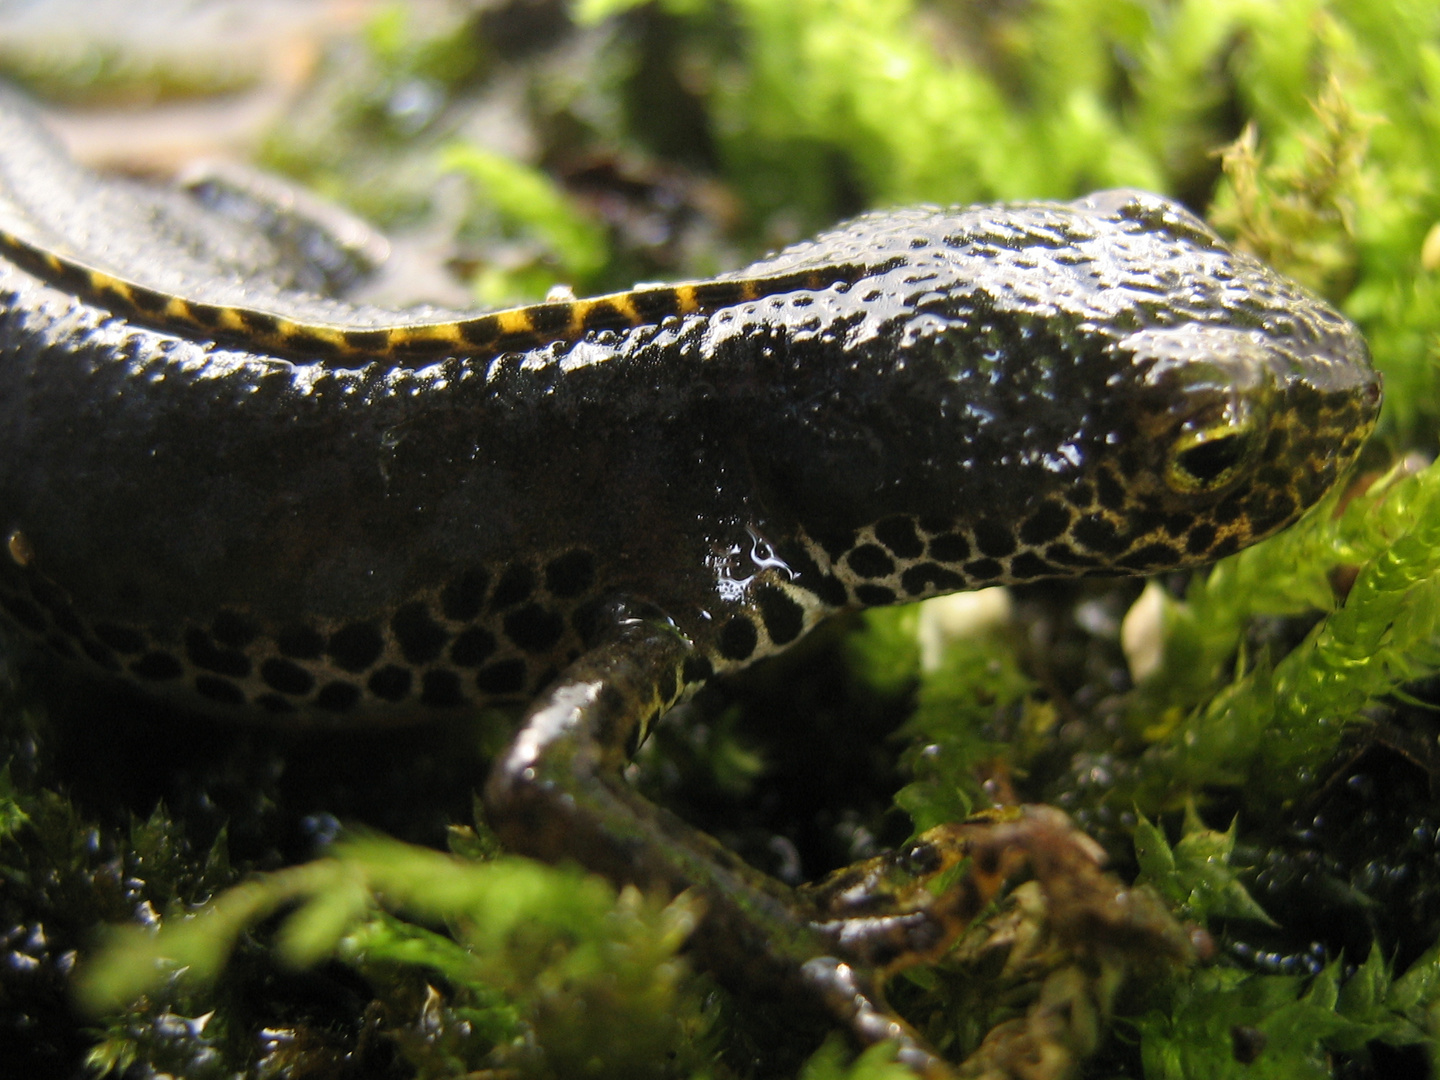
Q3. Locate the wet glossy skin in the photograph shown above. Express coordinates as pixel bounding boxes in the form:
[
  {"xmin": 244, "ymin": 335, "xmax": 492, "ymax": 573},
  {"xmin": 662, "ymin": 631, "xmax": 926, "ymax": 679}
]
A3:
[{"xmin": 0, "ymin": 87, "xmax": 1379, "ymax": 1074}]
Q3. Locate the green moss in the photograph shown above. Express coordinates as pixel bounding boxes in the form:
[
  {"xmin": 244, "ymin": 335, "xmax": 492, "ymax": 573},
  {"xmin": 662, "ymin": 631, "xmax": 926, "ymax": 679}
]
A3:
[
  {"xmin": 439, "ymin": 142, "xmax": 610, "ymax": 300},
  {"xmin": 78, "ymin": 833, "xmax": 712, "ymax": 1080},
  {"xmin": 847, "ymin": 602, "xmax": 1031, "ymax": 833},
  {"xmin": 1122, "ymin": 459, "xmax": 1440, "ymax": 808},
  {"xmin": 1135, "ymin": 944, "xmax": 1440, "ymax": 1080}
]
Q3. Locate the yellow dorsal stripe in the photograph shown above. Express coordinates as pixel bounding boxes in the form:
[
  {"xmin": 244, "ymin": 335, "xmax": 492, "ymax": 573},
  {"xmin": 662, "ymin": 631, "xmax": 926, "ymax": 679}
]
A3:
[{"xmin": 0, "ymin": 225, "xmax": 852, "ymax": 363}]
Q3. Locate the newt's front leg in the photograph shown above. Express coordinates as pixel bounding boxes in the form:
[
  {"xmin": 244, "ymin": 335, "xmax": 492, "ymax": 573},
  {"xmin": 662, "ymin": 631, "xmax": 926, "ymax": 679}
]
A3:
[{"xmin": 484, "ymin": 608, "xmax": 1194, "ymax": 1076}]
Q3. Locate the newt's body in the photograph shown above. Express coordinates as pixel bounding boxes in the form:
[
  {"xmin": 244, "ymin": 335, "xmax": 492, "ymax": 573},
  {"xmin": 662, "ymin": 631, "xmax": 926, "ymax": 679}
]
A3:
[{"xmin": 0, "ymin": 86, "xmax": 1378, "ymax": 1074}]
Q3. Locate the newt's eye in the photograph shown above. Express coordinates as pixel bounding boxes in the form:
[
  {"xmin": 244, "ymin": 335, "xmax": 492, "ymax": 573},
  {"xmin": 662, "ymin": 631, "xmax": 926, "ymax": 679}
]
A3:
[{"xmin": 1166, "ymin": 406, "xmax": 1258, "ymax": 492}]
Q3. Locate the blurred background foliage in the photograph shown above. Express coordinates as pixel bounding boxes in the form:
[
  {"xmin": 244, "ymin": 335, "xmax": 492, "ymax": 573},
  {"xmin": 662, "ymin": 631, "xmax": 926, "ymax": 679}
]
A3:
[{"xmin": 5, "ymin": 0, "xmax": 1440, "ymax": 1077}]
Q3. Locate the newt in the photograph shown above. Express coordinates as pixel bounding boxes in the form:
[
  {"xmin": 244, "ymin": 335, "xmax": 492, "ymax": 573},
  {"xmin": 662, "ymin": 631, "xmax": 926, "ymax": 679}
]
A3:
[{"xmin": 0, "ymin": 86, "xmax": 1380, "ymax": 1074}]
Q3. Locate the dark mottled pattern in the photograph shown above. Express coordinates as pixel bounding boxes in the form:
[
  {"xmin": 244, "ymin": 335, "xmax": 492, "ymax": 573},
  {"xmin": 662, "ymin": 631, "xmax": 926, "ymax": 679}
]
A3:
[{"xmin": 0, "ymin": 87, "xmax": 1379, "ymax": 726}]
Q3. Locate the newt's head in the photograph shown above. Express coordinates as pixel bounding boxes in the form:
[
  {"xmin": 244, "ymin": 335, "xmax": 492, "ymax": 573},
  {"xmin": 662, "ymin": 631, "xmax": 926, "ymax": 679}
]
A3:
[{"xmin": 750, "ymin": 190, "xmax": 1380, "ymax": 596}]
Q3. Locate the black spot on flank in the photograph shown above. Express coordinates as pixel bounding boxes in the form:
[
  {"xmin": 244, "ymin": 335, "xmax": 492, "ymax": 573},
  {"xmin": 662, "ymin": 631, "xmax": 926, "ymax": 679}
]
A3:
[
  {"xmin": 504, "ymin": 604, "xmax": 565, "ymax": 653},
  {"xmin": 1213, "ymin": 493, "xmax": 1245, "ymax": 525},
  {"xmin": 212, "ymin": 610, "xmax": 259, "ymax": 649},
  {"xmin": 186, "ymin": 628, "xmax": 250, "ymax": 678},
  {"xmin": 1044, "ymin": 543, "xmax": 1100, "ymax": 567},
  {"xmin": 1116, "ymin": 447, "xmax": 1148, "ymax": 482},
  {"xmin": 328, "ymin": 622, "xmax": 384, "ymax": 673},
  {"xmin": 450, "ymin": 627, "xmax": 497, "ymax": 668},
  {"xmin": 974, "ymin": 519, "xmax": 1018, "ymax": 558},
  {"xmin": 545, "ymin": 550, "xmax": 596, "ymax": 597},
  {"xmin": 1072, "ymin": 514, "xmax": 1127, "ymax": 555},
  {"xmin": 1126, "ymin": 508, "xmax": 1165, "ymax": 537},
  {"xmin": 1009, "ymin": 552, "xmax": 1056, "ymax": 579},
  {"xmin": 256, "ymin": 694, "xmax": 297, "ymax": 715},
  {"xmin": 528, "ymin": 302, "xmax": 574, "ymax": 337},
  {"xmin": 422, "ymin": 669, "xmax": 466, "ymax": 708},
  {"xmin": 1290, "ymin": 436, "xmax": 1326, "ymax": 464},
  {"xmin": 0, "ymin": 594, "xmax": 43, "ymax": 634},
  {"xmin": 678, "ymin": 655, "xmax": 713, "ymax": 690},
  {"xmin": 1163, "ymin": 512, "xmax": 1196, "ymax": 537},
  {"xmin": 195, "ymin": 675, "xmax": 245, "ymax": 706},
  {"xmin": 756, "ymin": 586, "xmax": 805, "ymax": 645},
  {"xmin": 805, "ymin": 573, "xmax": 848, "ymax": 609},
  {"xmin": 718, "ymin": 616, "xmax": 759, "ymax": 661},
  {"xmin": 926, "ymin": 533, "xmax": 971, "ymax": 563},
  {"xmin": 1119, "ymin": 542, "xmax": 1181, "ymax": 570},
  {"xmin": 784, "ymin": 547, "xmax": 848, "ymax": 608},
  {"xmin": 368, "ymin": 665, "xmax": 412, "ymax": 702},
  {"xmin": 874, "ymin": 516, "xmax": 924, "ymax": 559},
  {"xmin": 277, "ymin": 624, "xmax": 325, "ymax": 660},
  {"xmin": 316, "ymin": 681, "xmax": 362, "ymax": 713},
  {"xmin": 1241, "ymin": 504, "xmax": 1288, "ymax": 537},
  {"xmin": 81, "ymin": 638, "xmax": 120, "ymax": 672},
  {"xmin": 339, "ymin": 329, "xmax": 390, "ymax": 353},
  {"xmin": 846, "ymin": 544, "xmax": 895, "ymax": 579},
  {"xmin": 629, "ymin": 287, "xmax": 682, "ymax": 323},
  {"xmin": 962, "ymin": 558, "xmax": 1004, "ymax": 581},
  {"xmin": 569, "ymin": 599, "xmax": 611, "ymax": 646},
  {"xmin": 1096, "ymin": 469, "xmax": 1127, "ymax": 512},
  {"xmin": 476, "ymin": 659, "xmax": 528, "ymax": 695},
  {"xmin": 1211, "ymin": 534, "xmax": 1241, "ymax": 559},
  {"xmin": 1066, "ymin": 481, "xmax": 1095, "ymax": 508},
  {"xmin": 1267, "ymin": 492, "xmax": 1297, "ymax": 523},
  {"xmin": 491, "ymin": 564, "xmax": 536, "ymax": 609},
  {"xmin": 900, "ymin": 564, "xmax": 965, "ymax": 596},
  {"xmin": 132, "ymin": 652, "xmax": 183, "ymax": 680},
  {"xmin": 442, "ymin": 569, "xmax": 489, "ymax": 622},
  {"xmin": 392, "ymin": 602, "xmax": 448, "ymax": 664},
  {"xmin": 1019, "ymin": 501, "xmax": 1072, "ymax": 545},
  {"xmin": 261, "ymin": 657, "xmax": 314, "ymax": 696},
  {"xmin": 93, "ymin": 622, "xmax": 145, "ymax": 655},
  {"xmin": 853, "ymin": 584, "xmax": 897, "ymax": 606},
  {"xmin": 812, "ymin": 526, "xmax": 857, "ymax": 561},
  {"xmin": 1185, "ymin": 522, "xmax": 1217, "ymax": 555}
]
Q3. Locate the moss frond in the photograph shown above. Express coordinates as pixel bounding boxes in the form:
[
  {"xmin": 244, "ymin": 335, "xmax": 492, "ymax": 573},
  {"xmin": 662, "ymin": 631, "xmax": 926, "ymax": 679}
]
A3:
[
  {"xmin": 78, "ymin": 834, "xmax": 712, "ymax": 1079},
  {"xmin": 1134, "ymin": 460, "xmax": 1440, "ymax": 806}
]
